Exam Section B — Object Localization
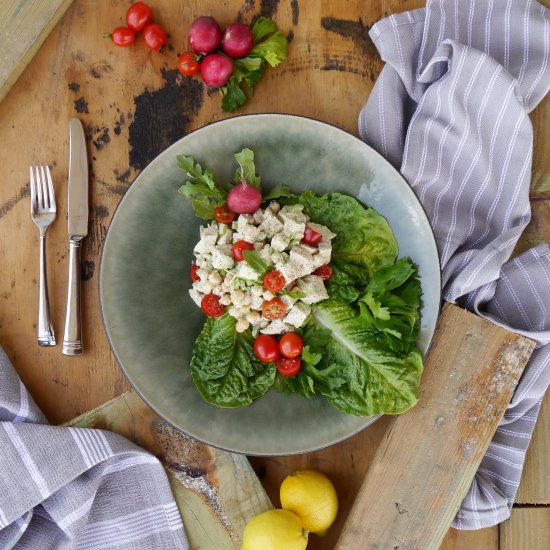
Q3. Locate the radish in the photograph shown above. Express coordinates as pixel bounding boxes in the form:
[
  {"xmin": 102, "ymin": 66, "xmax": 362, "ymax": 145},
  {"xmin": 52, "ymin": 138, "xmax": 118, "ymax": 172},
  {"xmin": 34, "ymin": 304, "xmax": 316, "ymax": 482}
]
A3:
[{"xmin": 227, "ymin": 178, "xmax": 262, "ymax": 213}]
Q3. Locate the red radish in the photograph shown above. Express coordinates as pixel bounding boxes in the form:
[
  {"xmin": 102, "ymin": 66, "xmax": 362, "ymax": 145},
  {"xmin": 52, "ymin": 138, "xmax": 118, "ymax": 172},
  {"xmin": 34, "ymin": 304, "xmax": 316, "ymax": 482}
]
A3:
[
  {"xmin": 189, "ymin": 16, "xmax": 222, "ymax": 54},
  {"xmin": 200, "ymin": 53, "xmax": 233, "ymax": 87},
  {"xmin": 227, "ymin": 179, "xmax": 262, "ymax": 213},
  {"xmin": 221, "ymin": 23, "xmax": 254, "ymax": 58}
]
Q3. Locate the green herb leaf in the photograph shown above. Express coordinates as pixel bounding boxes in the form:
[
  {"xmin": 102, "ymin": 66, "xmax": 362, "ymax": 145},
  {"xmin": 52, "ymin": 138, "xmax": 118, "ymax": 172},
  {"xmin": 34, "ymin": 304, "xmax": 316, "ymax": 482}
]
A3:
[
  {"xmin": 280, "ymin": 290, "xmax": 306, "ymax": 300},
  {"xmin": 242, "ymin": 249, "xmax": 269, "ymax": 276},
  {"xmin": 177, "ymin": 156, "xmax": 227, "ymax": 220},
  {"xmin": 250, "ymin": 31, "xmax": 288, "ymax": 67},
  {"xmin": 234, "ymin": 148, "xmax": 261, "ymax": 188},
  {"xmin": 221, "ymin": 77, "xmax": 247, "ymax": 112},
  {"xmin": 251, "ymin": 17, "xmax": 278, "ymax": 42},
  {"xmin": 262, "ymin": 184, "xmax": 296, "ymax": 202}
]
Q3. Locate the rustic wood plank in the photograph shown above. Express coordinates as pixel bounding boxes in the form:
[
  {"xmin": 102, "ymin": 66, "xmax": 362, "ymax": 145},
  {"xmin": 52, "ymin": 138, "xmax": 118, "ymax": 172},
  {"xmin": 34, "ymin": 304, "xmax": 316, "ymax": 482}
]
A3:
[
  {"xmin": 67, "ymin": 391, "xmax": 272, "ymax": 549},
  {"xmin": 516, "ymin": 394, "xmax": 550, "ymax": 505},
  {"xmin": 500, "ymin": 507, "xmax": 550, "ymax": 550},
  {"xmin": 334, "ymin": 303, "xmax": 535, "ymax": 550},
  {"xmin": 0, "ymin": 0, "xmax": 74, "ymax": 103}
]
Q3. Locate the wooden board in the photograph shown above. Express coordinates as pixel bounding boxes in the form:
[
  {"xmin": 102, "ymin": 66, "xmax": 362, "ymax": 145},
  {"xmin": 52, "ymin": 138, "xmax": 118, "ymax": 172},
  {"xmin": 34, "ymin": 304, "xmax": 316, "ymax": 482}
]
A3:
[
  {"xmin": 500, "ymin": 508, "xmax": 550, "ymax": 550},
  {"xmin": 66, "ymin": 390, "xmax": 272, "ymax": 549},
  {"xmin": 335, "ymin": 303, "xmax": 535, "ymax": 550},
  {"xmin": 0, "ymin": 0, "xmax": 74, "ymax": 103},
  {"xmin": 0, "ymin": 1, "xmax": 547, "ymax": 549}
]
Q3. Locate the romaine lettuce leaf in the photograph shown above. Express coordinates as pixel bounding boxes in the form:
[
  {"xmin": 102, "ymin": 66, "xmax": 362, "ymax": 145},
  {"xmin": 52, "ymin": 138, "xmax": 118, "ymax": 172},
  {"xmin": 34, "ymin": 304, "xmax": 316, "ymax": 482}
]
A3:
[{"xmin": 190, "ymin": 314, "xmax": 276, "ymax": 407}]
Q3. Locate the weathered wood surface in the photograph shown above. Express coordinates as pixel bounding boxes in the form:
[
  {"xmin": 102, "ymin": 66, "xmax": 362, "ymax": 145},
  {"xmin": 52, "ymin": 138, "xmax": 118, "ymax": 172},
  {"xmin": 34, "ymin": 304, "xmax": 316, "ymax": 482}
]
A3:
[
  {"xmin": 67, "ymin": 390, "xmax": 272, "ymax": 549},
  {"xmin": 0, "ymin": 1, "xmax": 548, "ymax": 549},
  {"xmin": 334, "ymin": 304, "xmax": 535, "ymax": 550},
  {"xmin": 500, "ymin": 508, "xmax": 550, "ymax": 550},
  {"xmin": 0, "ymin": 0, "xmax": 74, "ymax": 102}
]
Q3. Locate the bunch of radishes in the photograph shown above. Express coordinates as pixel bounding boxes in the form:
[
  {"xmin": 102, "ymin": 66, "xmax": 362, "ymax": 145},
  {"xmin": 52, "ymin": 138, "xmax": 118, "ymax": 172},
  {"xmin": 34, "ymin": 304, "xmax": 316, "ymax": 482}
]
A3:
[{"xmin": 178, "ymin": 16, "xmax": 254, "ymax": 87}]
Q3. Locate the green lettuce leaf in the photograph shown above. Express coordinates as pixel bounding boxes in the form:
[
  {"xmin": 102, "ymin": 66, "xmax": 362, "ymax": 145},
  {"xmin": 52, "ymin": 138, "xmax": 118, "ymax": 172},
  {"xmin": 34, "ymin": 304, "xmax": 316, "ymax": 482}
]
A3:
[
  {"xmin": 262, "ymin": 183, "xmax": 296, "ymax": 202},
  {"xmin": 190, "ymin": 315, "xmax": 276, "ymax": 407}
]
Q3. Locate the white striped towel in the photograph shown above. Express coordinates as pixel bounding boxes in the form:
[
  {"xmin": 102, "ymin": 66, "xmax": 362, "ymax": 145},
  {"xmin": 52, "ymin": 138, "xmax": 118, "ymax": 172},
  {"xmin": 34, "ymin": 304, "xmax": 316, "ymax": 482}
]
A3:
[{"xmin": 359, "ymin": 0, "xmax": 550, "ymax": 529}]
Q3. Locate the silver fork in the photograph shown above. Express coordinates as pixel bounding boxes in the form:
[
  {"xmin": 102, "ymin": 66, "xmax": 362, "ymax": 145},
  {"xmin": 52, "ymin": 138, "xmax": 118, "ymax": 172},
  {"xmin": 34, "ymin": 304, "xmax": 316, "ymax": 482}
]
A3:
[{"xmin": 30, "ymin": 166, "xmax": 56, "ymax": 346}]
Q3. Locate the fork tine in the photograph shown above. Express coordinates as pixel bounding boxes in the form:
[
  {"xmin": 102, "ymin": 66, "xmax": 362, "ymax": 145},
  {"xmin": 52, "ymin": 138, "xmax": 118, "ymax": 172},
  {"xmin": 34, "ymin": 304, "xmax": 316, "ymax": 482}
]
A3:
[
  {"xmin": 29, "ymin": 166, "xmax": 36, "ymax": 211},
  {"xmin": 45, "ymin": 166, "xmax": 56, "ymax": 209},
  {"xmin": 35, "ymin": 166, "xmax": 44, "ymax": 210},
  {"xmin": 39, "ymin": 166, "xmax": 49, "ymax": 209}
]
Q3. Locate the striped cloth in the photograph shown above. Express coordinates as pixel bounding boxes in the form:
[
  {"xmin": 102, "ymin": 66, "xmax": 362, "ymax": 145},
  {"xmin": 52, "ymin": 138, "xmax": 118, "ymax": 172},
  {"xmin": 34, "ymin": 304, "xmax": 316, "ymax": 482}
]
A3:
[
  {"xmin": 0, "ymin": 347, "xmax": 188, "ymax": 549},
  {"xmin": 359, "ymin": 0, "xmax": 550, "ymax": 529}
]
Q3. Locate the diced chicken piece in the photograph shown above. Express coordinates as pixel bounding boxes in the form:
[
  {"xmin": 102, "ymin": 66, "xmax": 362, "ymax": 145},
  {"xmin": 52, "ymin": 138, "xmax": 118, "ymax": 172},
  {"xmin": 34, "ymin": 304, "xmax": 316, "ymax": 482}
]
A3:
[
  {"xmin": 268, "ymin": 201, "xmax": 281, "ymax": 213},
  {"xmin": 300, "ymin": 243, "xmax": 319, "ymax": 254},
  {"xmin": 280, "ymin": 294, "xmax": 296, "ymax": 309},
  {"xmin": 284, "ymin": 302, "xmax": 311, "ymax": 328},
  {"xmin": 271, "ymin": 231, "xmax": 292, "ymax": 252},
  {"xmin": 239, "ymin": 224, "xmax": 261, "ymax": 243},
  {"xmin": 318, "ymin": 241, "xmax": 332, "ymax": 261},
  {"xmin": 277, "ymin": 260, "xmax": 309, "ymax": 283},
  {"xmin": 260, "ymin": 319, "xmax": 293, "ymax": 335},
  {"xmin": 235, "ymin": 262, "xmax": 261, "ymax": 281},
  {"xmin": 217, "ymin": 226, "xmax": 233, "ymax": 245},
  {"xmin": 194, "ymin": 224, "xmax": 218, "ymax": 254},
  {"xmin": 189, "ymin": 289, "xmax": 203, "ymax": 307},
  {"xmin": 263, "ymin": 290, "xmax": 275, "ymax": 301},
  {"xmin": 253, "ymin": 209, "xmax": 264, "ymax": 224},
  {"xmin": 211, "ymin": 285, "xmax": 224, "ymax": 297},
  {"xmin": 258, "ymin": 245, "xmax": 272, "ymax": 264},
  {"xmin": 312, "ymin": 254, "xmax": 329, "ymax": 270},
  {"xmin": 194, "ymin": 239, "xmax": 215, "ymax": 255},
  {"xmin": 290, "ymin": 244, "xmax": 315, "ymax": 265},
  {"xmin": 251, "ymin": 294, "xmax": 263, "ymax": 310},
  {"xmin": 208, "ymin": 272, "xmax": 222, "ymax": 285},
  {"xmin": 297, "ymin": 275, "xmax": 329, "ymax": 304},
  {"xmin": 194, "ymin": 279, "xmax": 213, "ymax": 294},
  {"xmin": 197, "ymin": 268, "xmax": 211, "ymax": 280},
  {"xmin": 211, "ymin": 247, "xmax": 235, "ymax": 270},
  {"xmin": 307, "ymin": 222, "xmax": 336, "ymax": 241},
  {"xmin": 279, "ymin": 207, "xmax": 307, "ymax": 235},
  {"xmin": 258, "ymin": 209, "xmax": 284, "ymax": 238},
  {"xmin": 260, "ymin": 319, "xmax": 269, "ymax": 329}
]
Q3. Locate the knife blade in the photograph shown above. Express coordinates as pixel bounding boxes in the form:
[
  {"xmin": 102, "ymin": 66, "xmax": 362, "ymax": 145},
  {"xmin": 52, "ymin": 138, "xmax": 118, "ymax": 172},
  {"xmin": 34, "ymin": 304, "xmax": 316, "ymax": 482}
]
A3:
[{"xmin": 62, "ymin": 118, "xmax": 88, "ymax": 356}]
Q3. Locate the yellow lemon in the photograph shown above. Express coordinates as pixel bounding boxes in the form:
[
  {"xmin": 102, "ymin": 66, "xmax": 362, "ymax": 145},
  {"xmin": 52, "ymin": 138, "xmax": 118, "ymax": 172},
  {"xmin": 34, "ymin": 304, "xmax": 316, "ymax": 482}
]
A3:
[
  {"xmin": 242, "ymin": 509, "xmax": 308, "ymax": 550},
  {"xmin": 280, "ymin": 470, "xmax": 338, "ymax": 534}
]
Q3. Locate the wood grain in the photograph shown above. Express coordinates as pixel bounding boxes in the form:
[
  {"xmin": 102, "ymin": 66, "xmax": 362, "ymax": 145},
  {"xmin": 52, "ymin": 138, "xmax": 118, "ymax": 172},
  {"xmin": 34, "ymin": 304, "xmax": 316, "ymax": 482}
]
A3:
[
  {"xmin": 335, "ymin": 304, "xmax": 535, "ymax": 550},
  {"xmin": 0, "ymin": 1, "xmax": 547, "ymax": 549},
  {"xmin": 0, "ymin": 0, "xmax": 74, "ymax": 103},
  {"xmin": 67, "ymin": 391, "xmax": 272, "ymax": 549},
  {"xmin": 500, "ymin": 508, "xmax": 550, "ymax": 550}
]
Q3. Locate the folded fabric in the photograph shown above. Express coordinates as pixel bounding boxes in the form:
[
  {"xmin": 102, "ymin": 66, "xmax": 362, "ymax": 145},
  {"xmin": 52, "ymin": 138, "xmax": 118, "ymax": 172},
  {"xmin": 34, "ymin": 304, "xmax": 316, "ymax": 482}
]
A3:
[
  {"xmin": 0, "ymin": 347, "xmax": 189, "ymax": 549},
  {"xmin": 360, "ymin": 0, "xmax": 550, "ymax": 529}
]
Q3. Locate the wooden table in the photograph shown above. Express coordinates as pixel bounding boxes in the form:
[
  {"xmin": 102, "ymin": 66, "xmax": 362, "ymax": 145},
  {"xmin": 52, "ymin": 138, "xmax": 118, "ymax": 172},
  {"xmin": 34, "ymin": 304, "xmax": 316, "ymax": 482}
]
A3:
[{"xmin": 0, "ymin": 1, "xmax": 548, "ymax": 548}]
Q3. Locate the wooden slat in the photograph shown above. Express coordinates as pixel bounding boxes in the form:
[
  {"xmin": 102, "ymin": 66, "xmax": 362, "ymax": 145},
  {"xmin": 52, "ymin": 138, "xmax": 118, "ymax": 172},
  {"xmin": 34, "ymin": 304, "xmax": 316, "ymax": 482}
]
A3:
[
  {"xmin": 516, "ymin": 394, "xmax": 550, "ymax": 504},
  {"xmin": 67, "ymin": 391, "xmax": 272, "ymax": 549},
  {"xmin": 500, "ymin": 508, "xmax": 550, "ymax": 550},
  {"xmin": 0, "ymin": 0, "xmax": 74, "ymax": 103},
  {"xmin": 335, "ymin": 303, "xmax": 535, "ymax": 550}
]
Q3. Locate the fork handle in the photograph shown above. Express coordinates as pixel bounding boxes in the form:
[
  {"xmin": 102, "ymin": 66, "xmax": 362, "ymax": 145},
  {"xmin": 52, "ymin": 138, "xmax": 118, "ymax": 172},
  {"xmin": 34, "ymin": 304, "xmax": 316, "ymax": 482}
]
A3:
[
  {"xmin": 38, "ymin": 232, "xmax": 56, "ymax": 346},
  {"xmin": 62, "ymin": 238, "xmax": 83, "ymax": 355}
]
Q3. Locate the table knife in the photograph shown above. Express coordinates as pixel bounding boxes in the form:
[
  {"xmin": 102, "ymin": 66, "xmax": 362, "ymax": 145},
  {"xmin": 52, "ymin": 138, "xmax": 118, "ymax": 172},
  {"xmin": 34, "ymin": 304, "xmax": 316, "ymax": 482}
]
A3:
[{"xmin": 62, "ymin": 118, "xmax": 88, "ymax": 355}]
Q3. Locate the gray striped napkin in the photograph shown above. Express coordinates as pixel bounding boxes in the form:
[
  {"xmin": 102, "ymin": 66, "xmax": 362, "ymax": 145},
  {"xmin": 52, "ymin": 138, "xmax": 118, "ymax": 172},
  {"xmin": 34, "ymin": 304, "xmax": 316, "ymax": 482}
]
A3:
[
  {"xmin": 0, "ymin": 347, "xmax": 188, "ymax": 549},
  {"xmin": 359, "ymin": 0, "xmax": 550, "ymax": 528}
]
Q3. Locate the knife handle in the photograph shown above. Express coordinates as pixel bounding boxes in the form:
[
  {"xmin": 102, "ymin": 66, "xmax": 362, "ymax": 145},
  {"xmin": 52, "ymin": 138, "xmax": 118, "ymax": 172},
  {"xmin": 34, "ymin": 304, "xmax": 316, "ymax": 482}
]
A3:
[{"xmin": 62, "ymin": 238, "xmax": 83, "ymax": 355}]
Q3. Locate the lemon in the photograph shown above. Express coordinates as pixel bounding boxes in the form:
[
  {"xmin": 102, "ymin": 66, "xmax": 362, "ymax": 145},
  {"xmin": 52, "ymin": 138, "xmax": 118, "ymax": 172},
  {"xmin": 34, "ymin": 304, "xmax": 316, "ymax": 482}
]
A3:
[
  {"xmin": 280, "ymin": 470, "xmax": 338, "ymax": 534},
  {"xmin": 242, "ymin": 509, "xmax": 308, "ymax": 550}
]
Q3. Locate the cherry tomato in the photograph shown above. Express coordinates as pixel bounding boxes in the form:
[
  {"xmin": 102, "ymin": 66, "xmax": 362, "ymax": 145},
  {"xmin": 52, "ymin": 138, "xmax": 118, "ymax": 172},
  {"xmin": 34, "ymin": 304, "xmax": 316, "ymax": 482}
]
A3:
[
  {"xmin": 279, "ymin": 332, "xmax": 303, "ymax": 358},
  {"xmin": 303, "ymin": 226, "xmax": 323, "ymax": 246},
  {"xmin": 178, "ymin": 51, "xmax": 201, "ymax": 76},
  {"xmin": 262, "ymin": 298, "xmax": 286, "ymax": 320},
  {"xmin": 276, "ymin": 356, "xmax": 301, "ymax": 377},
  {"xmin": 111, "ymin": 27, "xmax": 136, "ymax": 47},
  {"xmin": 143, "ymin": 23, "xmax": 167, "ymax": 51},
  {"xmin": 263, "ymin": 271, "xmax": 286, "ymax": 293},
  {"xmin": 313, "ymin": 265, "xmax": 333, "ymax": 281},
  {"xmin": 201, "ymin": 293, "xmax": 225, "ymax": 317},
  {"xmin": 126, "ymin": 2, "xmax": 153, "ymax": 32},
  {"xmin": 253, "ymin": 334, "xmax": 280, "ymax": 363},
  {"xmin": 232, "ymin": 240, "xmax": 254, "ymax": 262},
  {"xmin": 214, "ymin": 204, "xmax": 235, "ymax": 225},
  {"xmin": 190, "ymin": 263, "xmax": 200, "ymax": 282}
]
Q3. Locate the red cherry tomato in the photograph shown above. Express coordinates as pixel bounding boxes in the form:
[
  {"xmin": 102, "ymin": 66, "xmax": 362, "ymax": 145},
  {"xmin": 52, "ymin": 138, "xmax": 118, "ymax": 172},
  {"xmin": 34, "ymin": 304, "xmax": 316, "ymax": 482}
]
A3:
[
  {"xmin": 276, "ymin": 356, "xmax": 301, "ymax": 377},
  {"xmin": 279, "ymin": 332, "xmax": 303, "ymax": 358},
  {"xmin": 313, "ymin": 265, "xmax": 333, "ymax": 281},
  {"xmin": 262, "ymin": 298, "xmax": 287, "ymax": 320},
  {"xmin": 214, "ymin": 204, "xmax": 236, "ymax": 225},
  {"xmin": 111, "ymin": 27, "xmax": 136, "ymax": 47},
  {"xmin": 232, "ymin": 240, "xmax": 254, "ymax": 262},
  {"xmin": 263, "ymin": 271, "xmax": 286, "ymax": 293},
  {"xmin": 143, "ymin": 23, "xmax": 167, "ymax": 51},
  {"xmin": 201, "ymin": 293, "xmax": 225, "ymax": 317},
  {"xmin": 253, "ymin": 334, "xmax": 280, "ymax": 363},
  {"xmin": 302, "ymin": 226, "xmax": 323, "ymax": 246},
  {"xmin": 190, "ymin": 263, "xmax": 200, "ymax": 282},
  {"xmin": 126, "ymin": 2, "xmax": 153, "ymax": 32},
  {"xmin": 178, "ymin": 51, "xmax": 201, "ymax": 76}
]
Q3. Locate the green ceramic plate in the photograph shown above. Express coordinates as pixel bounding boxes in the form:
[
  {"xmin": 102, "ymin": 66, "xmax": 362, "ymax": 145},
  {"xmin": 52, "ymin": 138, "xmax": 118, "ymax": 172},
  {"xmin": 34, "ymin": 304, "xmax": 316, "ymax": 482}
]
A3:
[{"xmin": 100, "ymin": 114, "xmax": 440, "ymax": 456}]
